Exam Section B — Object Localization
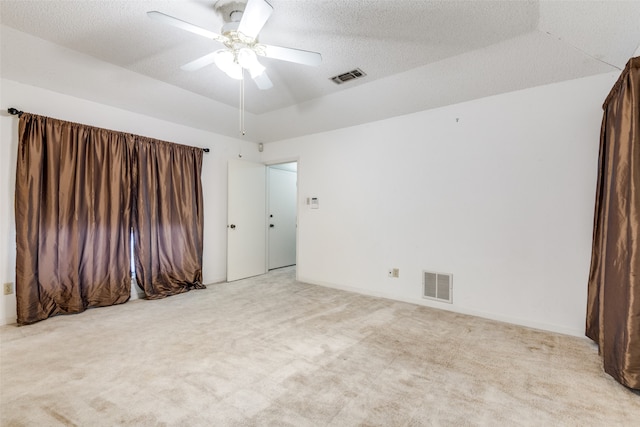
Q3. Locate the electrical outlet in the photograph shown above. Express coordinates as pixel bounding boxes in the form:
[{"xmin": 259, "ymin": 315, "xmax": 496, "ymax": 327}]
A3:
[
  {"xmin": 4, "ymin": 282, "xmax": 14, "ymax": 295},
  {"xmin": 388, "ymin": 268, "xmax": 399, "ymax": 278}
]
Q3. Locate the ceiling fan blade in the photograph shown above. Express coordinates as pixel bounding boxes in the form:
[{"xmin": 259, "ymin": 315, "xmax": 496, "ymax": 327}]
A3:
[
  {"xmin": 253, "ymin": 71, "xmax": 273, "ymax": 90},
  {"xmin": 237, "ymin": 0, "xmax": 273, "ymax": 40},
  {"xmin": 181, "ymin": 52, "xmax": 219, "ymax": 71},
  {"xmin": 260, "ymin": 44, "xmax": 322, "ymax": 66},
  {"xmin": 147, "ymin": 11, "xmax": 227, "ymax": 43}
]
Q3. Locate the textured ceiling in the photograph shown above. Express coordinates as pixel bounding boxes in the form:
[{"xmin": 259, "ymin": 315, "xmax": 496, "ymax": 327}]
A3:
[{"xmin": 1, "ymin": 1, "xmax": 640, "ymax": 142}]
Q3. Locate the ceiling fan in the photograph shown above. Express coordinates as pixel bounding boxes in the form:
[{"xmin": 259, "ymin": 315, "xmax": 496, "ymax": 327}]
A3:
[{"xmin": 148, "ymin": 0, "xmax": 322, "ymax": 90}]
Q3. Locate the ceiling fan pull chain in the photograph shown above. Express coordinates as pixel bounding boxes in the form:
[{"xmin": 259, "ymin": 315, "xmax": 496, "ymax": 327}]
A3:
[{"xmin": 240, "ymin": 71, "xmax": 246, "ymax": 136}]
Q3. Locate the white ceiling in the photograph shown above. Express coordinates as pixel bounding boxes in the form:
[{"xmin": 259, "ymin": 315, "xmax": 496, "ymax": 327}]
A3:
[{"xmin": 1, "ymin": 1, "xmax": 639, "ymax": 142}]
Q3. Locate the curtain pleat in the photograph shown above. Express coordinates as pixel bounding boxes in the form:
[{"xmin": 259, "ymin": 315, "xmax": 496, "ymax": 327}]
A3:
[
  {"xmin": 15, "ymin": 114, "xmax": 205, "ymax": 325},
  {"xmin": 132, "ymin": 138, "xmax": 204, "ymax": 299},
  {"xmin": 586, "ymin": 56, "xmax": 640, "ymax": 390},
  {"xmin": 15, "ymin": 114, "xmax": 133, "ymax": 325}
]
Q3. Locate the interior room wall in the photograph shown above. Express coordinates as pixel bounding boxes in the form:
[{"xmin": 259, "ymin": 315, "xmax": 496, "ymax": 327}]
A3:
[
  {"xmin": 261, "ymin": 71, "xmax": 619, "ymax": 337},
  {"xmin": 0, "ymin": 78, "xmax": 259, "ymax": 325},
  {"xmin": 0, "ymin": 25, "xmax": 259, "ymax": 141}
]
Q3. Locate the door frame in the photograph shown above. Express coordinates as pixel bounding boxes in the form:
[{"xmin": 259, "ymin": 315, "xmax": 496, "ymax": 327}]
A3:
[{"xmin": 265, "ymin": 158, "xmax": 299, "ymax": 279}]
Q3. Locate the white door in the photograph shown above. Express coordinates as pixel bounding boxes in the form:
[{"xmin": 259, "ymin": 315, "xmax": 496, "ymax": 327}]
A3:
[
  {"xmin": 227, "ymin": 159, "xmax": 266, "ymax": 281},
  {"xmin": 268, "ymin": 165, "xmax": 297, "ymax": 269}
]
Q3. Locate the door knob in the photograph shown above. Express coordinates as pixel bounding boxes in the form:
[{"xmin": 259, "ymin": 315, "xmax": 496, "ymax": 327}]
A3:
[{"xmin": 229, "ymin": 224, "xmax": 236, "ymax": 229}]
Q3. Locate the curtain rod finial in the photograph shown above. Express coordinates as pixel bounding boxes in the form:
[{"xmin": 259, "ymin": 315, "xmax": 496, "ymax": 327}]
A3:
[{"xmin": 8, "ymin": 108, "xmax": 23, "ymax": 116}]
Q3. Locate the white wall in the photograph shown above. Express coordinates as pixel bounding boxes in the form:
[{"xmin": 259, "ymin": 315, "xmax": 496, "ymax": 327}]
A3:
[
  {"xmin": 0, "ymin": 25, "xmax": 260, "ymax": 141},
  {"xmin": 0, "ymin": 70, "xmax": 621, "ymax": 333},
  {"xmin": 261, "ymin": 72, "xmax": 619, "ymax": 337},
  {"xmin": 0, "ymin": 78, "xmax": 259, "ymax": 325}
]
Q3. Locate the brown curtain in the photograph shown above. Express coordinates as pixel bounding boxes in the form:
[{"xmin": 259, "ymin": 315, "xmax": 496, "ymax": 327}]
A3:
[
  {"xmin": 132, "ymin": 137, "xmax": 205, "ymax": 298},
  {"xmin": 15, "ymin": 114, "xmax": 133, "ymax": 325},
  {"xmin": 586, "ymin": 57, "xmax": 640, "ymax": 390}
]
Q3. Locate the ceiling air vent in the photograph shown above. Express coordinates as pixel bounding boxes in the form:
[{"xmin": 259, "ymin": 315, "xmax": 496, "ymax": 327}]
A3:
[
  {"xmin": 423, "ymin": 271, "xmax": 453, "ymax": 304},
  {"xmin": 330, "ymin": 68, "xmax": 367, "ymax": 84}
]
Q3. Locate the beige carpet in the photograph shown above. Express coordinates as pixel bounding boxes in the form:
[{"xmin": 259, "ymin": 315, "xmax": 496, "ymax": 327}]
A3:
[{"xmin": 1, "ymin": 267, "xmax": 638, "ymax": 426}]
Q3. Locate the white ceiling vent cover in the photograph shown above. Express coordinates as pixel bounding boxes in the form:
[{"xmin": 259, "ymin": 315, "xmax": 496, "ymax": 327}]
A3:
[
  {"xmin": 330, "ymin": 68, "xmax": 366, "ymax": 84},
  {"xmin": 423, "ymin": 271, "xmax": 453, "ymax": 303}
]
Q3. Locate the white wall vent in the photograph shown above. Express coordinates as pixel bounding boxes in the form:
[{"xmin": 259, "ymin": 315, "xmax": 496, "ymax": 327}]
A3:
[
  {"xmin": 423, "ymin": 271, "xmax": 453, "ymax": 303},
  {"xmin": 330, "ymin": 68, "xmax": 367, "ymax": 84}
]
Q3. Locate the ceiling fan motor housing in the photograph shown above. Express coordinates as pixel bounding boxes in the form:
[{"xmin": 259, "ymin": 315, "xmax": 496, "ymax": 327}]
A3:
[
  {"xmin": 149, "ymin": 0, "xmax": 320, "ymax": 91},
  {"xmin": 221, "ymin": 20, "xmax": 242, "ymax": 36},
  {"xmin": 214, "ymin": 1, "xmax": 247, "ymax": 23}
]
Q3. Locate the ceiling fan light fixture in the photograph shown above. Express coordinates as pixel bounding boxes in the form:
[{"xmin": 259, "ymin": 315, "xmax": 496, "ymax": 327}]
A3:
[
  {"xmin": 226, "ymin": 65, "xmax": 244, "ymax": 80},
  {"xmin": 237, "ymin": 48, "xmax": 265, "ymax": 78},
  {"xmin": 149, "ymin": 0, "xmax": 321, "ymax": 94},
  {"xmin": 249, "ymin": 64, "xmax": 265, "ymax": 79},
  {"xmin": 214, "ymin": 49, "xmax": 243, "ymax": 80}
]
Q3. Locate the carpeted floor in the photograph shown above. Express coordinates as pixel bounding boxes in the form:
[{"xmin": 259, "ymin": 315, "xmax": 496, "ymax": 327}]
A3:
[{"xmin": 1, "ymin": 267, "xmax": 638, "ymax": 426}]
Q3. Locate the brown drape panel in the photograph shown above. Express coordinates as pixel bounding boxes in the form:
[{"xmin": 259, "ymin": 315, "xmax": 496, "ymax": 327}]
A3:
[
  {"xmin": 133, "ymin": 138, "xmax": 205, "ymax": 299},
  {"xmin": 15, "ymin": 114, "xmax": 133, "ymax": 325},
  {"xmin": 586, "ymin": 57, "xmax": 640, "ymax": 390}
]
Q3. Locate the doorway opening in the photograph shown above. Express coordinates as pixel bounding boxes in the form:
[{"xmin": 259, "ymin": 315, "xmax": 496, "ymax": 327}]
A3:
[{"xmin": 267, "ymin": 162, "xmax": 297, "ymax": 271}]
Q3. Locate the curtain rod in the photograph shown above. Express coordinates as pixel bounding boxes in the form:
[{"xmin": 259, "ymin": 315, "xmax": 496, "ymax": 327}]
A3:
[{"xmin": 7, "ymin": 108, "xmax": 210, "ymax": 153}]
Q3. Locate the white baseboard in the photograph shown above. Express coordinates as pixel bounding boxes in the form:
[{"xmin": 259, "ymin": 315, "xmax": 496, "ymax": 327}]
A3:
[
  {"xmin": 0, "ymin": 278, "xmax": 225, "ymax": 326},
  {"xmin": 205, "ymin": 277, "xmax": 227, "ymax": 285},
  {"xmin": 297, "ymin": 276, "xmax": 586, "ymax": 338}
]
